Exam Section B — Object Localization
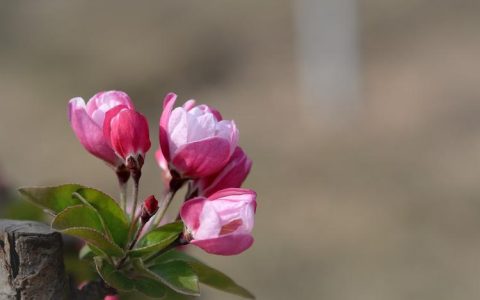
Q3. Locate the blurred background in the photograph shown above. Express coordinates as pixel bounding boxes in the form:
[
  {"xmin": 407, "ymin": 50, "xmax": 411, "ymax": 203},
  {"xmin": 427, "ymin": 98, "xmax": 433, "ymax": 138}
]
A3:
[{"xmin": 1, "ymin": 1, "xmax": 480, "ymax": 299}]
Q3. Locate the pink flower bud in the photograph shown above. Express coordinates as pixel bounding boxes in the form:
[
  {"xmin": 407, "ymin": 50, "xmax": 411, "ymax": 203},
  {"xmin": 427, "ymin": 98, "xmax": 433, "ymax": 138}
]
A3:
[
  {"xmin": 141, "ymin": 195, "xmax": 159, "ymax": 222},
  {"xmin": 193, "ymin": 147, "xmax": 252, "ymax": 197},
  {"xmin": 104, "ymin": 295, "xmax": 119, "ymax": 300},
  {"xmin": 180, "ymin": 188, "xmax": 257, "ymax": 255},
  {"xmin": 104, "ymin": 107, "xmax": 151, "ymax": 170},
  {"xmin": 68, "ymin": 91, "xmax": 134, "ymax": 167},
  {"xmin": 158, "ymin": 93, "xmax": 239, "ymax": 178}
]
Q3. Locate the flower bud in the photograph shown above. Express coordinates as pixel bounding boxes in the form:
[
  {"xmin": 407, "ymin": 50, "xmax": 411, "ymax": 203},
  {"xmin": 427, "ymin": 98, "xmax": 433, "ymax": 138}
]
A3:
[
  {"xmin": 158, "ymin": 93, "xmax": 238, "ymax": 178},
  {"xmin": 180, "ymin": 188, "xmax": 257, "ymax": 255},
  {"xmin": 104, "ymin": 108, "xmax": 151, "ymax": 171},
  {"xmin": 141, "ymin": 195, "xmax": 159, "ymax": 223}
]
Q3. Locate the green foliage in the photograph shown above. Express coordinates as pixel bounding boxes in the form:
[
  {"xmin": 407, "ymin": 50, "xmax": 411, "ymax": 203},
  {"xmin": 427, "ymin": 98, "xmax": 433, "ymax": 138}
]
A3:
[
  {"xmin": 75, "ymin": 187, "xmax": 129, "ymax": 247},
  {"xmin": 95, "ymin": 257, "xmax": 134, "ymax": 291},
  {"xmin": 18, "ymin": 184, "xmax": 255, "ymax": 299},
  {"xmin": 156, "ymin": 250, "xmax": 255, "ymax": 299},
  {"xmin": 19, "ymin": 184, "xmax": 83, "ymax": 213},
  {"xmin": 130, "ymin": 221, "xmax": 183, "ymax": 258},
  {"xmin": 132, "ymin": 277, "xmax": 167, "ymax": 298},
  {"xmin": 52, "ymin": 204, "xmax": 124, "ymax": 257},
  {"xmin": 149, "ymin": 260, "xmax": 200, "ymax": 296}
]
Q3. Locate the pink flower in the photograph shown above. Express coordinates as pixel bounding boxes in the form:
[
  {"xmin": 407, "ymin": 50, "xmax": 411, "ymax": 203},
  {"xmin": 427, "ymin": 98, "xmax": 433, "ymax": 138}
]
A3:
[
  {"xmin": 193, "ymin": 147, "xmax": 252, "ymax": 197},
  {"xmin": 68, "ymin": 91, "xmax": 134, "ymax": 167},
  {"xmin": 159, "ymin": 93, "xmax": 239, "ymax": 178},
  {"xmin": 104, "ymin": 106, "xmax": 151, "ymax": 170},
  {"xmin": 104, "ymin": 295, "xmax": 119, "ymax": 300},
  {"xmin": 180, "ymin": 188, "xmax": 257, "ymax": 255}
]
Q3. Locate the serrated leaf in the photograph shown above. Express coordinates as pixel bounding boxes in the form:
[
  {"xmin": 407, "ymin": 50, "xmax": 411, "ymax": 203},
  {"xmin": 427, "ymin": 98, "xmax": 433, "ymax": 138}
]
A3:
[
  {"xmin": 53, "ymin": 205, "xmax": 124, "ymax": 257},
  {"xmin": 130, "ymin": 222, "xmax": 183, "ymax": 258},
  {"xmin": 94, "ymin": 257, "xmax": 134, "ymax": 291},
  {"xmin": 18, "ymin": 184, "xmax": 83, "ymax": 213},
  {"xmin": 149, "ymin": 260, "xmax": 200, "ymax": 296},
  {"xmin": 156, "ymin": 250, "xmax": 255, "ymax": 299},
  {"xmin": 75, "ymin": 187, "xmax": 129, "ymax": 247}
]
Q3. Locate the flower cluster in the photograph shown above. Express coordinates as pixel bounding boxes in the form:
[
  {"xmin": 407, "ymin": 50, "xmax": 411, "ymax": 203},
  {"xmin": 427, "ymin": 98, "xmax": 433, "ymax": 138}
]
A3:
[{"xmin": 68, "ymin": 91, "xmax": 256, "ymax": 256}]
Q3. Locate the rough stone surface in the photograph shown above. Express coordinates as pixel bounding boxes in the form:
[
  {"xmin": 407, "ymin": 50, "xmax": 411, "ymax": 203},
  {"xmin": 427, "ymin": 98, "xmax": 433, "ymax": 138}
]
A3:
[{"xmin": 0, "ymin": 220, "xmax": 69, "ymax": 300}]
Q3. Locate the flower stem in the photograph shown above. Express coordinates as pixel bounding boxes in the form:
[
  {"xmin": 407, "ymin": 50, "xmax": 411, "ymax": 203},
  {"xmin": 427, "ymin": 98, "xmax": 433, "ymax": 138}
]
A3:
[
  {"xmin": 116, "ymin": 166, "xmax": 130, "ymax": 212},
  {"xmin": 116, "ymin": 217, "xmax": 146, "ymax": 269},
  {"xmin": 149, "ymin": 190, "xmax": 175, "ymax": 230},
  {"xmin": 130, "ymin": 170, "xmax": 141, "ymax": 220},
  {"xmin": 119, "ymin": 182, "xmax": 127, "ymax": 213},
  {"xmin": 126, "ymin": 170, "xmax": 141, "ymax": 248}
]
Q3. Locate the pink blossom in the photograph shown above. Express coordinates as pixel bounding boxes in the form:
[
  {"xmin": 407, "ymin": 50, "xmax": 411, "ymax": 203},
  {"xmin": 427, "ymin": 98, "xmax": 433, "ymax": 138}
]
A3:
[
  {"xmin": 193, "ymin": 147, "xmax": 252, "ymax": 197},
  {"xmin": 159, "ymin": 93, "xmax": 239, "ymax": 178},
  {"xmin": 104, "ymin": 106, "xmax": 151, "ymax": 169},
  {"xmin": 104, "ymin": 295, "xmax": 119, "ymax": 300},
  {"xmin": 180, "ymin": 188, "xmax": 257, "ymax": 255},
  {"xmin": 68, "ymin": 91, "xmax": 134, "ymax": 167}
]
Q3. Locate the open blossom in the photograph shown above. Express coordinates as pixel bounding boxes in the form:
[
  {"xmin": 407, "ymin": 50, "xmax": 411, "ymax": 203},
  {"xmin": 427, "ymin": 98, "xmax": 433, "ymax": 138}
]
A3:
[
  {"xmin": 193, "ymin": 147, "xmax": 252, "ymax": 197},
  {"xmin": 68, "ymin": 91, "xmax": 134, "ymax": 167},
  {"xmin": 180, "ymin": 188, "xmax": 257, "ymax": 255},
  {"xmin": 159, "ymin": 93, "xmax": 239, "ymax": 178},
  {"xmin": 104, "ymin": 106, "xmax": 151, "ymax": 170}
]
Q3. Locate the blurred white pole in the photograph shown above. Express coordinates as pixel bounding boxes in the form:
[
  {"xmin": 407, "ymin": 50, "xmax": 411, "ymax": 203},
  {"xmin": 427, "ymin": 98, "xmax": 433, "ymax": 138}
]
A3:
[{"xmin": 294, "ymin": 0, "xmax": 361, "ymax": 126}]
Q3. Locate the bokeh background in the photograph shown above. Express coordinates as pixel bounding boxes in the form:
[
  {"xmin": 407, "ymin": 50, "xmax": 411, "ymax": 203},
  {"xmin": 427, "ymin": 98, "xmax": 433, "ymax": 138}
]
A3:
[{"xmin": 1, "ymin": 1, "xmax": 480, "ymax": 299}]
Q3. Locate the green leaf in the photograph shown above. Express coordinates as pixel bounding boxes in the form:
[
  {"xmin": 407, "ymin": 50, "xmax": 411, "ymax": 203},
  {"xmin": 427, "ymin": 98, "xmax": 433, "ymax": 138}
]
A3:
[
  {"xmin": 157, "ymin": 250, "xmax": 255, "ymax": 299},
  {"xmin": 52, "ymin": 205, "xmax": 104, "ymax": 231},
  {"xmin": 133, "ymin": 277, "xmax": 167, "ymax": 298},
  {"xmin": 94, "ymin": 257, "xmax": 134, "ymax": 291},
  {"xmin": 149, "ymin": 260, "xmax": 200, "ymax": 296},
  {"xmin": 130, "ymin": 222, "xmax": 184, "ymax": 258},
  {"xmin": 75, "ymin": 187, "xmax": 129, "ymax": 247},
  {"xmin": 53, "ymin": 205, "xmax": 124, "ymax": 257},
  {"xmin": 18, "ymin": 184, "xmax": 83, "ymax": 213}
]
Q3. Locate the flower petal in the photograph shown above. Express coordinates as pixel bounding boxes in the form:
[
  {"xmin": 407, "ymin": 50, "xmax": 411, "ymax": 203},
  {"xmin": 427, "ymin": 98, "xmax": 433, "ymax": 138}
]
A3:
[
  {"xmin": 68, "ymin": 97, "xmax": 120, "ymax": 166},
  {"xmin": 172, "ymin": 137, "xmax": 231, "ymax": 177},
  {"xmin": 109, "ymin": 109, "xmax": 151, "ymax": 159},
  {"xmin": 180, "ymin": 197, "xmax": 207, "ymax": 231},
  {"xmin": 191, "ymin": 234, "xmax": 254, "ymax": 255},
  {"xmin": 159, "ymin": 93, "xmax": 177, "ymax": 161}
]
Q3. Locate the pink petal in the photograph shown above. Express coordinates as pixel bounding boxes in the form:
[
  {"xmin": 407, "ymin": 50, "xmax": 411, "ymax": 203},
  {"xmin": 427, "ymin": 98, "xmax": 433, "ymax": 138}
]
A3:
[
  {"xmin": 195, "ymin": 202, "xmax": 222, "ymax": 239},
  {"xmin": 109, "ymin": 110, "xmax": 151, "ymax": 159},
  {"xmin": 86, "ymin": 90, "xmax": 134, "ymax": 116},
  {"xmin": 199, "ymin": 147, "xmax": 252, "ymax": 196},
  {"xmin": 172, "ymin": 137, "xmax": 231, "ymax": 178},
  {"xmin": 155, "ymin": 149, "xmax": 171, "ymax": 186},
  {"xmin": 68, "ymin": 98, "xmax": 120, "ymax": 166},
  {"xmin": 195, "ymin": 104, "xmax": 223, "ymax": 121},
  {"xmin": 182, "ymin": 99, "xmax": 196, "ymax": 111},
  {"xmin": 159, "ymin": 93, "xmax": 177, "ymax": 162},
  {"xmin": 102, "ymin": 105, "xmax": 130, "ymax": 147},
  {"xmin": 180, "ymin": 197, "xmax": 207, "ymax": 231},
  {"xmin": 191, "ymin": 234, "xmax": 254, "ymax": 255}
]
